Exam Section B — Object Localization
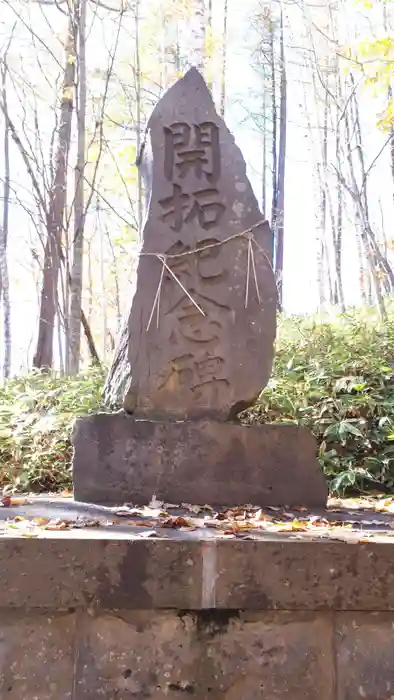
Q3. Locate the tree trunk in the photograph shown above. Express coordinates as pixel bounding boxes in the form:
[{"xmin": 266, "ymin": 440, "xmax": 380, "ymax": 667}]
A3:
[
  {"xmin": 350, "ymin": 76, "xmax": 394, "ymax": 294},
  {"xmin": 334, "ymin": 78, "xmax": 345, "ymax": 310},
  {"xmin": 0, "ymin": 56, "xmax": 11, "ymax": 380},
  {"xmin": 193, "ymin": 0, "xmax": 206, "ymax": 73},
  {"xmin": 33, "ymin": 15, "xmax": 76, "ymax": 369},
  {"xmin": 261, "ymin": 67, "xmax": 267, "ymax": 215},
  {"xmin": 355, "ymin": 226, "xmax": 367, "ymax": 305},
  {"xmin": 206, "ymin": 0, "xmax": 213, "ymax": 91},
  {"xmin": 383, "ymin": 4, "xmax": 394, "ymax": 203},
  {"xmin": 69, "ymin": 0, "xmax": 87, "ymax": 375},
  {"xmin": 270, "ymin": 16, "xmax": 278, "ymax": 238},
  {"xmin": 220, "ymin": 0, "xmax": 228, "ymax": 117},
  {"xmin": 388, "ymin": 84, "xmax": 394, "ymax": 202},
  {"xmin": 274, "ymin": 6, "xmax": 287, "ymax": 307},
  {"xmin": 135, "ymin": 0, "xmax": 143, "ymax": 238}
]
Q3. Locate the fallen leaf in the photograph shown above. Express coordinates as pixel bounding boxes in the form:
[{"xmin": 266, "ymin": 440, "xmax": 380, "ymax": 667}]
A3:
[
  {"xmin": 375, "ymin": 498, "xmax": 394, "ymax": 513},
  {"xmin": 225, "ymin": 522, "xmax": 256, "ymax": 533},
  {"xmin": 44, "ymin": 520, "xmax": 70, "ymax": 531},
  {"xmin": 272, "ymin": 519, "xmax": 308, "ymax": 532},
  {"xmin": 33, "ymin": 517, "xmax": 50, "ymax": 526},
  {"xmin": 21, "ymin": 531, "xmax": 39, "ymax": 538},
  {"xmin": 10, "ymin": 497, "xmax": 31, "ymax": 506},
  {"xmin": 72, "ymin": 519, "xmax": 102, "ymax": 528},
  {"xmin": 253, "ymin": 509, "xmax": 273, "ymax": 522},
  {"xmin": 161, "ymin": 516, "xmax": 193, "ymax": 528},
  {"xmin": 181, "ymin": 503, "xmax": 213, "ymax": 514},
  {"xmin": 138, "ymin": 530, "xmax": 157, "ymax": 538},
  {"xmin": 148, "ymin": 494, "xmax": 164, "ymax": 509}
]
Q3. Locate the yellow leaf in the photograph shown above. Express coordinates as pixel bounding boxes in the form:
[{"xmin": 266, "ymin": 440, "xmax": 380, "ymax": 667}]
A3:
[{"xmin": 62, "ymin": 86, "xmax": 73, "ymax": 102}]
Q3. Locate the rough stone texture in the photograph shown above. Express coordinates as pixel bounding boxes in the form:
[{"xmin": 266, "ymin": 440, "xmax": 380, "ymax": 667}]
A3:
[
  {"xmin": 72, "ymin": 412, "xmax": 327, "ymax": 507},
  {"xmin": 3, "ymin": 537, "xmax": 394, "ymax": 612},
  {"xmin": 0, "ymin": 611, "xmax": 75, "ymax": 699},
  {"xmin": 336, "ymin": 613, "xmax": 394, "ymax": 700},
  {"xmin": 3, "ymin": 537, "xmax": 394, "ymax": 698},
  {"xmin": 75, "ymin": 611, "xmax": 198, "ymax": 699},
  {"xmin": 0, "ymin": 539, "xmax": 202, "ymax": 610},
  {"xmin": 104, "ymin": 67, "xmax": 277, "ymax": 421},
  {"xmin": 4, "ymin": 607, "xmax": 394, "ymax": 699},
  {"xmin": 75, "ymin": 611, "xmax": 335, "ymax": 700}
]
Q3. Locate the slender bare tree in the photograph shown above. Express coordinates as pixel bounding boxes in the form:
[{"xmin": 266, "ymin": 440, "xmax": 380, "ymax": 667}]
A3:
[{"xmin": 69, "ymin": 0, "xmax": 87, "ymax": 375}]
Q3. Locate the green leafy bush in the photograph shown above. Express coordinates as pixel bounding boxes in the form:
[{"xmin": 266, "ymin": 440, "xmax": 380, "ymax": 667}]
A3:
[
  {"xmin": 3, "ymin": 306, "xmax": 394, "ymax": 496},
  {"xmin": 0, "ymin": 369, "xmax": 103, "ymax": 492},
  {"xmin": 245, "ymin": 306, "xmax": 394, "ymax": 495}
]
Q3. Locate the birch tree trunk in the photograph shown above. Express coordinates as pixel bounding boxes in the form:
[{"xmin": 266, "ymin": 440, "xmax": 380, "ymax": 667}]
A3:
[
  {"xmin": 261, "ymin": 67, "xmax": 267, "ymax": 215},
  {"xmin": 135, "ymin": 0, "xmax": 143, "ymax": 238},
  {"xmin": 33, "ymin": 14, "xmax": 76, "ymax": 369},
  {"xmin": 341, "ymin": 89, "xmax": 387, "ymax": 319},
  {"xmin": 269, "ymin": 15, "xmax": 278, "ymax": 241},
  {"xmin": 192, "ymin": 0, "xmax": 206, "ymax": 73},
  {"xmin": 334, "ymin": 75, "xmax": 345, "ymax": 310},
  {"xmin": 69, "ymin": 0, "xmax": 87, "ymax": 375},
  {"xmin": 0, "ymin": 44, "xmax": 12, "ymax": 378},
  {"xmin": 220, "ymin": 0, "xmax": 228, "ymax": 117},
  {"xmin": 274, "ymin": 6, "xmax": 287, "ymax": 307},
  {"xmin": 0, "ymin": 105, "xmax": 11, "ymax": 378}
]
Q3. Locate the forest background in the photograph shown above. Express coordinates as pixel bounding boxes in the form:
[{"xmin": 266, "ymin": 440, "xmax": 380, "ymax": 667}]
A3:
[{"xmin": 2, "ymin": 0, "xmax": 394, "ymax": 495}]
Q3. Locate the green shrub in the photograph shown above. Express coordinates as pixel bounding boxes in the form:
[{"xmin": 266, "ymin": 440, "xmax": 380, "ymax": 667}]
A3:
[
  {"xmin": 245, "ymin": 306, "xmax": 394, "ymax": 495},
  {"xmin": 0, "ymin": 369, "xmax": 103, "ymax": 492},
  {"xmin": 3, "ymin": 306, "xmax": 394, "ymax": 496}
]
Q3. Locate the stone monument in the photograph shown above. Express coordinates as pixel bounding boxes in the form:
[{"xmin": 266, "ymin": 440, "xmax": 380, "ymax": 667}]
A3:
[{"xmin": 73, "ymin": 68, "xmax": 327, "ymax": 507}]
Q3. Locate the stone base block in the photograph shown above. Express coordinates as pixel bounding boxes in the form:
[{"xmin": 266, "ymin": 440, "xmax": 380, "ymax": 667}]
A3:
[{"xmin": 72, "ymin": 413, "xmax": 327, "ymax": 507}]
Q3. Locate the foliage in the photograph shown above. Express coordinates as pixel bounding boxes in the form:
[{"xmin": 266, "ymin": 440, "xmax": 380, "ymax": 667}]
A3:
[
  {"xmin": 347, "ymin": 4, "xmax": 394, "ymax": 130},
  {"xmin": 244, "ymin": 305, "xmax": 394, "ymax": 495},
  {"xmin": 4, "ymin": 308, "xmax": 394, "ymax": 496},
  {"xmin": 0, "ymin": 369, "xmax": 104, "ymax": 492}
]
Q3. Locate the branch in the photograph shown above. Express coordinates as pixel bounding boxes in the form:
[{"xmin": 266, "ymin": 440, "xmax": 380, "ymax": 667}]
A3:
[
  {"xmin": 83, "ymin": 4, "xmax": 124, "ymax": 221},
  {"xmin": 361, "ymin": 133, "xmax": 394, "ymax": 193},
  {"xmin": 0, "ymin": 98, "xmax": 47, "ymax": 217},
  {"xmin": 331, "ymin": 164, "xmax": 358, "ymax": 202},
  {"xmin": 2, "ymin": 0, "xmax": 63, "ymax": 69}
]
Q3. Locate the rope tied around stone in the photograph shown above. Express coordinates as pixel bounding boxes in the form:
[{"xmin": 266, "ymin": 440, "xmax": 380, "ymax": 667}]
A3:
[{"xmin": 144, "ymin": 218, "xmax": 272, "ymax": 331}]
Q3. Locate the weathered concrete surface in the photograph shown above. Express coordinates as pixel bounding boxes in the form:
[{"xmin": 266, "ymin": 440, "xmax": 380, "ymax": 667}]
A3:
[
  {"xmin": 0, "ymin": 611, "xmax": 75, "ymax": 700},
  {"xmin": 3, "ymin": 534, "xmax": 394, "ymax": 698},
  {"xmin": 75, "ymin": 611, "xmax": 335, "ymax": 700},
  {"xmin": 72, "ymin": 412, "xmax": 328, "ymax": 507},
  {"xmin": 3, "ymin": 607, "xmax": 394, "ymax": 699},
  {"xmin": 336, "ymin": 613, "xmax": 394, "ymax": 700},
  {"xmin": 104, "ymin": 67, "xmax": 277, "ymax": 421},
  {"xmin": 3, "ymin": 536, "xmax": 394, "ymax": 611}
]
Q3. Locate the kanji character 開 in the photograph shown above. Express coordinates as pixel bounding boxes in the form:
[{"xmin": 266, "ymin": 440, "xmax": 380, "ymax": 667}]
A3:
[{"xmin": 163, "ymin": 121, "xmax": 221, "ymax": 183}]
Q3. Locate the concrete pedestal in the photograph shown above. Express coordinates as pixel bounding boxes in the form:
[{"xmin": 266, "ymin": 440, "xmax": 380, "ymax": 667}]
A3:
[{"xmin": 72, "ymin": 412, "xmax": 328, "ymax": 507}]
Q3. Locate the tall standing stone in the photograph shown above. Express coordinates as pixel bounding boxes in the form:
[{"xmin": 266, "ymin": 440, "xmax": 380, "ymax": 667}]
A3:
[
  {"xmin": 75, "ymin": 69, "xmax": 328, "ymax": 508},
  {"xmin": 105, "ymin": 67, "xmax": 277, "ymax": 421}
]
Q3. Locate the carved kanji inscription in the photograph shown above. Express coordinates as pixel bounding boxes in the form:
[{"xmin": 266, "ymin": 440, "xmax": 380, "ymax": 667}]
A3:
[
  {"xmin": 158, "ymin": 185, "xmax": 225, "ymax": 232},
  {"xmin": 120, "ymin": 67, "xmax": 277, "ymax": 420},
  {"xmin": 156, "ymin": 239, "xmax": 230, "ymax": 405},
  {"xmin": 164, "ymin": 121, "xmax": 221, "ymax": 183}
]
